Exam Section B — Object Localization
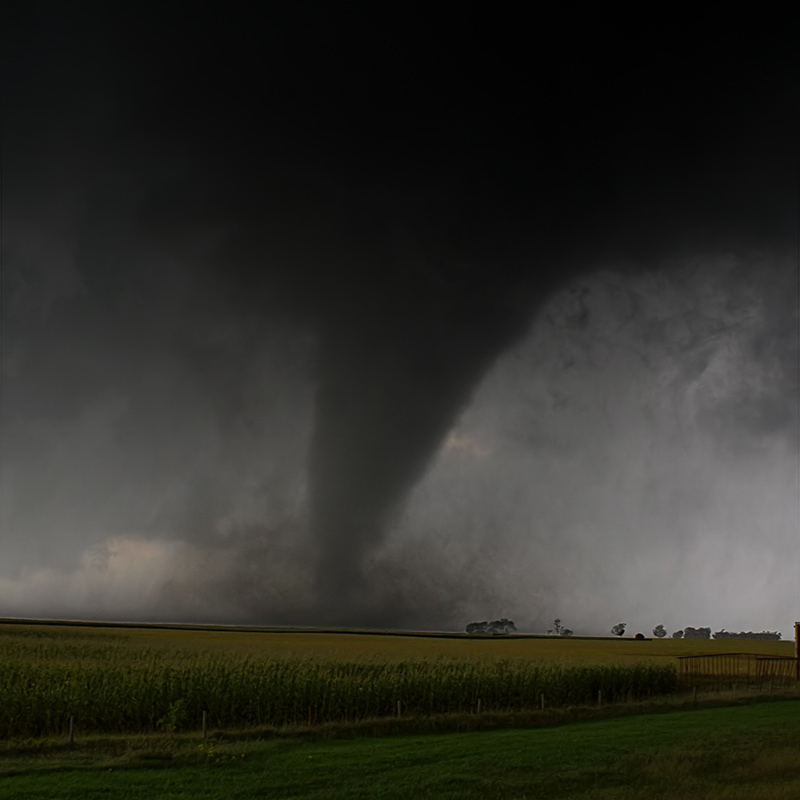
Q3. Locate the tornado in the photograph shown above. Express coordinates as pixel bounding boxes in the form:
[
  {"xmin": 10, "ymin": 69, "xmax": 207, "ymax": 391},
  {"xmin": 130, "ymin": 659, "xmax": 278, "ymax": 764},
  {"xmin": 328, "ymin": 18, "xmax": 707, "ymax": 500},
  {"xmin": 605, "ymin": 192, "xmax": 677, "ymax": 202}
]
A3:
[{"xmin": 306, "ymin": 225, "xmax": 559, "ymax": 621}]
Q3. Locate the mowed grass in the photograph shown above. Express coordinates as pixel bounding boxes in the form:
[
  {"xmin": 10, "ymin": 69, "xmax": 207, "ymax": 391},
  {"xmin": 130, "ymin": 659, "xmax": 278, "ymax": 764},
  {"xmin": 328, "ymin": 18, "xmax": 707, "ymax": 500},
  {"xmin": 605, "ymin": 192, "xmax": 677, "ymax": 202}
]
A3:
[{"xmin": 3, "ymin": 701, "xmax": 800, "ymax": 799}]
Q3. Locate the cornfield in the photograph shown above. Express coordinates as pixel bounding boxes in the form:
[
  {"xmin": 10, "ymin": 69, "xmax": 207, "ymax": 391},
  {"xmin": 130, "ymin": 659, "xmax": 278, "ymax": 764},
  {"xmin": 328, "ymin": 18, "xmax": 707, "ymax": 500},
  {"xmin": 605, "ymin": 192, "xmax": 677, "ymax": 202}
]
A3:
[{"xmin": 1, "ymin": 632, "xmax": 679, "ymax": 737}]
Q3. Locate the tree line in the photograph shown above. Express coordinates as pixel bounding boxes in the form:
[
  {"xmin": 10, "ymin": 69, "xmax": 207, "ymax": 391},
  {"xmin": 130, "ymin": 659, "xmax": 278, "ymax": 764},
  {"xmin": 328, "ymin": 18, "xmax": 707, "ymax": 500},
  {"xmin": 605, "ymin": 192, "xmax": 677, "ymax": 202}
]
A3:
[
  {"xmin": 619, "ymin": 624, "xmax": 780, "ymax": 640},
  {"xmin": 465, "ymin": 620, "xmax": 782, "ymax": 640},
  {"xmin": 465, "ymin": 619, "xmax": 517, "ymax": 634}
]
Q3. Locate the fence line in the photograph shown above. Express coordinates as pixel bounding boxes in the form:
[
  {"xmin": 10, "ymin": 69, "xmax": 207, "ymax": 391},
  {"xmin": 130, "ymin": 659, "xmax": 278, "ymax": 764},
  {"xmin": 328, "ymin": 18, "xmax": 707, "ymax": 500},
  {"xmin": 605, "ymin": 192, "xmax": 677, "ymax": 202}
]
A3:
[{"xmin": 677, "ymin": 653, "xmax": 798, "ymax": 687}]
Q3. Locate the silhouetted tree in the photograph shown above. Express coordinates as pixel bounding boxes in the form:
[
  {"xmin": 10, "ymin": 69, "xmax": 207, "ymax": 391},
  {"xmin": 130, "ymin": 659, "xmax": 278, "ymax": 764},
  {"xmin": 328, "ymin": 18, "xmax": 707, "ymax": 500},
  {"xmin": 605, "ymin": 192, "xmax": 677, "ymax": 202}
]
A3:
[
  {"xmin": 611, "ymin": 623, "xmax": 626, "ymax": 637},
  {"xmin": 683, "ymin": 626, "xmax": 711, "ymax": 639},
  {"xmin": 712, "ymin": 629, "xmax": 781, "ymax": 640},
  {"xmin": 672, "ymin": 630, "xmax": 684, "ymax": 638},
  {"xmin": 466, "ymin": 621, "xmax": 488, "ymax": 634},
  {"xmin": 547, "ymin": 619, "xmax": 573, "ymax": 636},
  {"xmin": 466, "ymin": 619, "xmax": 516, "ymax": 634},
  {"xmin": 652, "ymin": 624, "xmax": 667, "ymax": 638}
]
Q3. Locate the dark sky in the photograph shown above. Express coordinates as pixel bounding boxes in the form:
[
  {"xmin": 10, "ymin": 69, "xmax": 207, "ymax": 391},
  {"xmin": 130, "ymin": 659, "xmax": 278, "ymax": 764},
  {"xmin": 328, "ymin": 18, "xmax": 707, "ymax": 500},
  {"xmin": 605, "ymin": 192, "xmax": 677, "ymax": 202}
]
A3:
[{"xmin": 1, "ymin": 6, "xmax": 798, "ymax": 632}]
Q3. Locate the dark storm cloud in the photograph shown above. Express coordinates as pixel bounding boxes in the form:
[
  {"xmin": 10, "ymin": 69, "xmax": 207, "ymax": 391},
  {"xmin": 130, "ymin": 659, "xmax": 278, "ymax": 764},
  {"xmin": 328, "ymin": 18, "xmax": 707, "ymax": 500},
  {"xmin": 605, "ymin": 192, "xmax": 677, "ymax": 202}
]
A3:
[
  {"xmin": 381, "ymin": 253, "xmax": 798, "ymax": 635},
  {"xmin": 1, "ymin": 7, "xmax": 796, "ymax": 627}
]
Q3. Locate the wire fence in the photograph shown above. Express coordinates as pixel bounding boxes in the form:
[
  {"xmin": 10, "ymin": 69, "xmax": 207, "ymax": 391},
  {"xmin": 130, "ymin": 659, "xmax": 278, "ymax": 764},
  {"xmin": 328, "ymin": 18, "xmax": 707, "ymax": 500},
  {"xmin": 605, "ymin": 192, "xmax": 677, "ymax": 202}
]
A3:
[{"xmin": 677, "ymin": 653, "xmax": 798, "ymax": 688}]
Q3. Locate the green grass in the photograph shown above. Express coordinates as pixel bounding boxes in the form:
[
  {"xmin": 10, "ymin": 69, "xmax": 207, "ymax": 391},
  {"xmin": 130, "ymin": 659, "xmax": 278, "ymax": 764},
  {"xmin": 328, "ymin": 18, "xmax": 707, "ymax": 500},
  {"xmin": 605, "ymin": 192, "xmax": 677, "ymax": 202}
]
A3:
[{"xmin": 3, "ymin": 701, "xmax": 799, "ymax": 799}]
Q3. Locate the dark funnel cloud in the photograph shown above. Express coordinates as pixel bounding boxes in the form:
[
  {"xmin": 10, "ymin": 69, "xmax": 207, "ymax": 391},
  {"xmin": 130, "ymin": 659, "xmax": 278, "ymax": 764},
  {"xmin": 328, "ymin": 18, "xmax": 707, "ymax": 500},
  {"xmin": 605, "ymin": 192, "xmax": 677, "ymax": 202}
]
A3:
[
  {"xmin": 307, "ymin": 217, "xmax": 539, "ymax": 621},
  {"xmin": 1, "ymin": 7, "xmax": 796, "ymax": 629}
]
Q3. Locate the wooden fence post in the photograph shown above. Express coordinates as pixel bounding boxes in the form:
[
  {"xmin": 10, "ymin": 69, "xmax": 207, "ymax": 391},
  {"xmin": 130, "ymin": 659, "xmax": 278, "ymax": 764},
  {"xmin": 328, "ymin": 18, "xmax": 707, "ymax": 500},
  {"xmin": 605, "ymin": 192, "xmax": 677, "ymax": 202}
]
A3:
[
  {"xmin": 795, "ymin": 622, "xmax": 799, "ymax": 681},
  {"xmin": 202, "ymin": 710, "xmax": 207, "ymax": 739},
  {"xmin": 69, "ymin": 715, "xmax": 74, "ymax": 746}
]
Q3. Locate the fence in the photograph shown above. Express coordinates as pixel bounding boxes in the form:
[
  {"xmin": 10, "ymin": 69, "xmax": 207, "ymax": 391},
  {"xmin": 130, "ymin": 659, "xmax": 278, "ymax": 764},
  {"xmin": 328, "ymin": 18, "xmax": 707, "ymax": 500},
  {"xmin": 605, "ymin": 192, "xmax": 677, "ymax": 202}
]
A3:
[{"xmin": 677, "ymin": 653, "xmax": 798, "ymax": 688}]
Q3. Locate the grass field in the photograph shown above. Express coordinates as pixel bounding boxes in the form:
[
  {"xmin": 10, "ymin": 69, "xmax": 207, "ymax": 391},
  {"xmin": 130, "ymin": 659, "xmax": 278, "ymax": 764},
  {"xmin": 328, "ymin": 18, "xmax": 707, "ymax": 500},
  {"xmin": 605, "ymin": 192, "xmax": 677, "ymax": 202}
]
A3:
[
  {"xmin": 1, "ymin": 618, "xmax": 793, "ymax": 662},
  {"xmin": 3, "ymin": 701, "xmax": 800, "ymax": 798}
]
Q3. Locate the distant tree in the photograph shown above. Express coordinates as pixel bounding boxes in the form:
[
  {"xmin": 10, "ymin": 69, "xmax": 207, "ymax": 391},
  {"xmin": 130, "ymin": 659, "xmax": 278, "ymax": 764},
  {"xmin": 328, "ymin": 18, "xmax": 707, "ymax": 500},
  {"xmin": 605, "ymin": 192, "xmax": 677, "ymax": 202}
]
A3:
[
  {"xmin": 683, "ymin": 626, "xmax": 711, "ymax": 639},
  {"xmin": 547, "ymin": 619, "xmax": 573, "ymax": 636},
  {"xmin": 712, "ymin": 629, "xmax": 781, "ymax": 640},
  {"xmin": 466, "ymin": 621, "xmax": 488, "ymax": 634},
  {"xmin": 652, "ymin": 625, "xmax": 667, "ymax": 639},
  {"xmin": 611, "ymin": 623, "xmax": 626, "ymax": 637},
  {"xmin": 466, "ymin": 619, "xmax": 516, "ymax": 634},
  {"xmin": 672, "ymin": 630, "xmax": 684, "ymax": 638},
  {"xmin": 634, "ymin": 633, "xmax": 646, "ymax": 640}
]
